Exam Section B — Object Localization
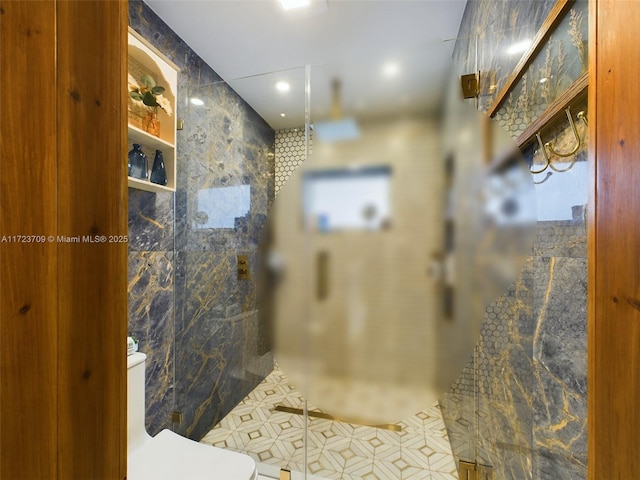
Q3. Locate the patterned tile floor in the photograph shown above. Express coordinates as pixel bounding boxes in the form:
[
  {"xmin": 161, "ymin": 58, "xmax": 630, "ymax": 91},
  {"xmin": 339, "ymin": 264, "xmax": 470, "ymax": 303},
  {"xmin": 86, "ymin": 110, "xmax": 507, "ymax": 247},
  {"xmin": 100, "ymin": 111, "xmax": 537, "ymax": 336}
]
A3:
[{"xmin": 201, "ymin": 367, "xmax": 458, "ymax": 479}]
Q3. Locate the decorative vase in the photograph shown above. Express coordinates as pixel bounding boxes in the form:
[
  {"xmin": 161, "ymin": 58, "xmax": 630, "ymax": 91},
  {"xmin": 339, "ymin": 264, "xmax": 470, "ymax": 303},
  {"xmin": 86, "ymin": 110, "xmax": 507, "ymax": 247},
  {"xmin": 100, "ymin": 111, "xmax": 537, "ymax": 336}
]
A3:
[
  {"xmin": 150, "ymin": 149, "xmax": 167, "ymax": 186},
  {"xmin": 128, "ymin": 144, "xmax": 148, "ymax": 180},
  {"xmin": 142, "ymin": 110, "xmax": 160, "ymax": 137}
]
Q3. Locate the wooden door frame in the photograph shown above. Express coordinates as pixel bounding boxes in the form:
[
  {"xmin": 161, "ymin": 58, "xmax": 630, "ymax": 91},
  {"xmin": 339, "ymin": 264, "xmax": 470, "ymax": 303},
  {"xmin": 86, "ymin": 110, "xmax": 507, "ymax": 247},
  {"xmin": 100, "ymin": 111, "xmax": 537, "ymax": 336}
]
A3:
[
  {"xmin": 0, "ymin": 1, "xmax": 128, "ymax": 478},
  {"xmin": 588, "ymin": 0, "xmax": 640, "ymax": 478}
]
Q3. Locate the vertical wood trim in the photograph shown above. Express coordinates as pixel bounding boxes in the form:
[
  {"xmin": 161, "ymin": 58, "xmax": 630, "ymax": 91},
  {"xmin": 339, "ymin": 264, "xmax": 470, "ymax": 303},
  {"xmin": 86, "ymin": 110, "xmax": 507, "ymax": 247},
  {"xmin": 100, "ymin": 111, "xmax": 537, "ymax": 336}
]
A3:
[
  {"xmin": 56, "ymin": 1, "xmax": 128, "ymax": 478},
  {"xmin": 119, "ymin": 4, "xmax": 129, "ymax": 475},
  {"xmin": 0, "ymin": 2, "xmax": 59, "ymax": 478},
  {"xmin": 118, "ymin": 3, "xmax": 129, "ymax": 475},
  {"xmin": 589, "ymin": 1, "xmax": 640, "ymax": 478},
  {"xmin": 587, "ymin": 0, "xmax": 597, "ymax": 477}
]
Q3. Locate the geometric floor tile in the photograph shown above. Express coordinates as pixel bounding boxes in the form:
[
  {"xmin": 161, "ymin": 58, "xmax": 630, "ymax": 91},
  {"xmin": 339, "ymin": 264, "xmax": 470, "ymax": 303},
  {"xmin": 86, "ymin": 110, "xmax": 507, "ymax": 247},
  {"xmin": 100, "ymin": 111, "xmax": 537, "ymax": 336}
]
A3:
[{"xmin": 201, "ymin": 366, "xmax": 459, "ymax": 479}]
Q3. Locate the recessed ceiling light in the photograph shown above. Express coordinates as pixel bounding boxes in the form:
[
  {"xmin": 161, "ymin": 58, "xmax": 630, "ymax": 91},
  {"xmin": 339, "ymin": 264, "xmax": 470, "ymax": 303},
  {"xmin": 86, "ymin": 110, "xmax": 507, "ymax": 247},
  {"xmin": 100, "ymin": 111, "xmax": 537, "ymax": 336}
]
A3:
[
  {"xmin": 280, "ymin": 112, "xmax": 286, "ymax": 117},
  {"xmin": 506, "ymin": 39, "xmax": 532, "ymax": 55},
  {"xmin": 383, "ymin": 62, "xmax": 400, "ymax": 77},
  {"xmin": 190, "ymin": 97, "xmax": 204, "ymax": 106},
  {"xmin": 275, "ymin": 81, "xmax": 291, "ymax": 92},
  {"xmin": 279, "ymin": 0, "xmax": 310, "ymax": 10}
]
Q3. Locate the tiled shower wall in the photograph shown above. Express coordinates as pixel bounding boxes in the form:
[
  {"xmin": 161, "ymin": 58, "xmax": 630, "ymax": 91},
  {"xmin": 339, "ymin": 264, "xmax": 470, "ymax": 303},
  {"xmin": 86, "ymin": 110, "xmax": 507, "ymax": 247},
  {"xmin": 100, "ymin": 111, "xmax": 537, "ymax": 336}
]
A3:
[
  {"xmin": 275, "ymin": 128, "xmax": 307, "ymax": 196},
  {"xmin": 126, "ymin": 3, "xmax": 587, "ymax": 478},
  {"xmin": 440, "ymin": 1, "xmax": 588, "ymax": 479},
  {"xmin": 127, "ymin": 0, "xmax": 274, "ymax": 440}
]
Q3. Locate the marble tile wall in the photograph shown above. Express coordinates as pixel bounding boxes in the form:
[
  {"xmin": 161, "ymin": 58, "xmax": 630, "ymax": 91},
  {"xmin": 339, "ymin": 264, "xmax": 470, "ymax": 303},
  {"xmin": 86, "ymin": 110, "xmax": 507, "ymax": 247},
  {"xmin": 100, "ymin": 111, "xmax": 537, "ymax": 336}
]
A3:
[
  {"xmin": 453, "ymin": 0, "xmax": 557, "ymax": 112},
  {"xmin": 440, "ymin": 1, "xmax": 588, "ymax": 479},
  {"xmin": 128, "ymin": 0, "xmax": 275, "ymax": 439},
  {"xmin": 128, "ymin": 208, "xmax": 175, "ymax": 435}
]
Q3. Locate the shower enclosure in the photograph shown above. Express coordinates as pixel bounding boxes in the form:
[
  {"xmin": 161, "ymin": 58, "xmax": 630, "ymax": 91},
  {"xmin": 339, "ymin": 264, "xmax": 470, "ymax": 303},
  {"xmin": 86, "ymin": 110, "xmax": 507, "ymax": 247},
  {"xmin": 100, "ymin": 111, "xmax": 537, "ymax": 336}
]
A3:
[
  {"xmin": 127, "ymin": 1, "xmax": 589, "ymax": 478},
  {"xmin": 193, "ymin": 34, "xmax": 537, "ymax": 478}
]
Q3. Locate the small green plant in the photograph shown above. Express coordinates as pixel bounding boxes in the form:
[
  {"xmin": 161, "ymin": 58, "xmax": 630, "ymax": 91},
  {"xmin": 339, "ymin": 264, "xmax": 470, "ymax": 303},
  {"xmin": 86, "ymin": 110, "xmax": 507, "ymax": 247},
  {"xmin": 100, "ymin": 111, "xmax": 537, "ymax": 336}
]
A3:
[{"xmin": 128, "ymin": 74, "xmax": 173, "ymax": 116}]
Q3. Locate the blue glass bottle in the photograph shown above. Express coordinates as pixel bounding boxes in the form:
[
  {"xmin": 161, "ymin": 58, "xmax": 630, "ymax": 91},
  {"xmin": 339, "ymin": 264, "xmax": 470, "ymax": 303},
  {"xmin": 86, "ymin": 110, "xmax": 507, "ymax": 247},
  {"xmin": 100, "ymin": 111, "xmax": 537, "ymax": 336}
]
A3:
[
  {"xmin": 150, "ymin": 149, "xmax": 167, "ymax": 186},
  {"xmin": 128, "ymin": 144, "xmax": 148, "ymax": 180}
]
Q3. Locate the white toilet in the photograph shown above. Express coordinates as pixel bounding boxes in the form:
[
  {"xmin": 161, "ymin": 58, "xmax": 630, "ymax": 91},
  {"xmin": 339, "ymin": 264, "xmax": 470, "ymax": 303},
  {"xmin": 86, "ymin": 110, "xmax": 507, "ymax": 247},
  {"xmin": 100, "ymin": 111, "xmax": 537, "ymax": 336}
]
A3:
[{"xmin": 128, "ymin": 352, "xmax": 258, "ymax": 480}]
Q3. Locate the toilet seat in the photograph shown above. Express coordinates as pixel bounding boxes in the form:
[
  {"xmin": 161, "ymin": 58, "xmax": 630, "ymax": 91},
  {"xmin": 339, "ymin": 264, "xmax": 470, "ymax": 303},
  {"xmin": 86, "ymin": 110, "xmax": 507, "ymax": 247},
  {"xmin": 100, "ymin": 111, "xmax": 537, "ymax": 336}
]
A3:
[{"xmin": 128, "ymin": 429, "xmax": 258, "ymax": 480}]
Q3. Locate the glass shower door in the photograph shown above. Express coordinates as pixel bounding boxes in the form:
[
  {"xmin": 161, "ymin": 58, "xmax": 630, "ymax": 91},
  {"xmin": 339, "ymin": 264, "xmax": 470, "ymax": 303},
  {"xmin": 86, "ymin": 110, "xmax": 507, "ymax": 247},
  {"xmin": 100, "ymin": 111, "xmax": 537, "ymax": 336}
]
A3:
[
  {"xmin": 189, "ymin": 67, "xmax": 311, "ymax": 478},
  {"xmin": 193, "ymin": 36, "xmax": 535, "ymax": 480},
  {"xmin": 287, "ymin": 54, "xmax": 534, "ymax": 479},
  {"xmin": 302, "ymin": 59, "xmax": 458, "ymax": 479}
]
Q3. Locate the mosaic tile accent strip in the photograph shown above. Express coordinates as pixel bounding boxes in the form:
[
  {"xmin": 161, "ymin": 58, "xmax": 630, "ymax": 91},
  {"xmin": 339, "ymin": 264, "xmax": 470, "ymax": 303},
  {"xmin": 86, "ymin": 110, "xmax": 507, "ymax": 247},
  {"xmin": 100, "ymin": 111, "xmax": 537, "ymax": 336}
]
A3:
[
  {"xmin": 202, "ymin": 366, "xmax": 458, "ymax": 480},
  {"xmin": 275, "ymin": 128, "xmax": 309, "ymax": 196}
]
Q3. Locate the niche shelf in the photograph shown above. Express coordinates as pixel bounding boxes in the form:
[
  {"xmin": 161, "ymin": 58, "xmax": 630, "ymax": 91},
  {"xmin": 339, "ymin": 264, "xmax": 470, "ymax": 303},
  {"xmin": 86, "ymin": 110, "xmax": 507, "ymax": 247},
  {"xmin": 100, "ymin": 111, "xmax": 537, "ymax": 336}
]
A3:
[{"xmin": 127, "ymin": 27, "xmax": 179, "ymax": 193}]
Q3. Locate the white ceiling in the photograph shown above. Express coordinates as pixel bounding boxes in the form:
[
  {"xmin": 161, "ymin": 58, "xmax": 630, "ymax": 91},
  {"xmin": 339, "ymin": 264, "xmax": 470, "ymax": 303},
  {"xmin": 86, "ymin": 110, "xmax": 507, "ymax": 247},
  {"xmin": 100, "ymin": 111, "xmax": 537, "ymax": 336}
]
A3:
[{"xmin": 144, "ymin": 0, "xmax": 468, "ymax": 130}]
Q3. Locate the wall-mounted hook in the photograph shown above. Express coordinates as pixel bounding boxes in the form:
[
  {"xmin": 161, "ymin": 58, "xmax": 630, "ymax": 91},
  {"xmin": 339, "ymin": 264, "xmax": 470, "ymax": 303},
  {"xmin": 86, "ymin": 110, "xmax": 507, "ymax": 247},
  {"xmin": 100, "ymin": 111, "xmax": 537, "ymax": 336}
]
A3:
[
  {"xmin": 531, "ymin": 133, "xmax": 551, "ymax": 174},
  {"xmin": 529, "ymin": 107, "xmax": 588, "ymax": 177},
  {"xmin": 577, "ymin": 110, "xmax": 588, "ymax": 126},
  {"xmin": 544, "ymin": 108, "xmax": 581, "ymax": 158},
  {"xmin": 533, "ymin": 107, "xmax": 587, "ymax": 174},
  {"xmin": 547, "ymin": 107, "xmax": 585, "ymax": 172}
]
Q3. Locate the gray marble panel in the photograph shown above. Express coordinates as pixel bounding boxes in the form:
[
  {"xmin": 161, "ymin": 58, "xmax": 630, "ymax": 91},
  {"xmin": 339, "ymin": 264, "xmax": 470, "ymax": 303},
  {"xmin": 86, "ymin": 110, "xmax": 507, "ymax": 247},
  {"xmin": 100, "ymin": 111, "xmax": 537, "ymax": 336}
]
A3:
[
  {"xmin": 175, "ymin": 251, "xmax": 258, "ymax": 322},
  {"xmin": 444, "ymin": 259, "xmax": 534, "ymax": 479},
  {"xmin": 128, "ymin": 251, "xmax": 175, "ymax": 435},
  {"xmin": 478, "ymin": 400, "xmax": 533, "ymax": 480},
  {"xmin": 532, "ymin": 257, "xmax": 587, "ymax": 479},
  {"xmin": 174, "ymin": 80, "xmax": 275, "ymax": 253},
  {"xmin": 129, "ymin": 0, "xmax": 275, "ymax": 442},
  {"xmin": 440, "ymin": 392, "xmax": 476, "ymax": 464},
  {"xmin": 534, "ymin": 222, "xmax": 587, "ymax": 259},
  {"xmin": 128, "ymin": 188, "xmax": 174, "ymax": 252},
  {"xmin": 174, "ymin": 310, "xmax": 273, "ymax": 440},
  {"xmin": 535, "ymin": 448, "xmax": 587, "ymax": 480},
  {"xmin": 482, "ymin": 265, "xmax": 534, "ymax": 477},
  {"xmin": 173, "ymin": 251, "xmax": 272, "ymax": 439},
  {"xmin": 444, "ymin": 244, "xmax": 586, "ymax": 478}
]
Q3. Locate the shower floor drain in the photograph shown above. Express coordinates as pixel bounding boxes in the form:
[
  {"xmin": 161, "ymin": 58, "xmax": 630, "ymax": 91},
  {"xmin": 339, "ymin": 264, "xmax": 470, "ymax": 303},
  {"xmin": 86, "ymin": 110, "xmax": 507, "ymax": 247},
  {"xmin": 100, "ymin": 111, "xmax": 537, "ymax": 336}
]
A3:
[{"xmin": 273, "ymin": 405, "xmax": 402, "ymax": 432}]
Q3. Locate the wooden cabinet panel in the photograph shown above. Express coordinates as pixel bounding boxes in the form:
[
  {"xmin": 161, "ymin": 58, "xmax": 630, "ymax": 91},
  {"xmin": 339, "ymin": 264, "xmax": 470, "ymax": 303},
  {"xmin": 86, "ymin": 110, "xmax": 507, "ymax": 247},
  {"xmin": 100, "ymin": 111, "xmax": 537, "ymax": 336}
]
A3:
[
  {"xmin": 589, "ymin": 1, "xmax": 640, "ymax": 477},
  {"xmin": 0, "ymin": 2, "xmax": 58, "ymax": 478},
  {"xmin": 1, "ymin": 1, "xmax": 127, "ymax": 478},
  {"xmin": 55, "ymin": 1, "xmax": 128, "ymax": 478}
]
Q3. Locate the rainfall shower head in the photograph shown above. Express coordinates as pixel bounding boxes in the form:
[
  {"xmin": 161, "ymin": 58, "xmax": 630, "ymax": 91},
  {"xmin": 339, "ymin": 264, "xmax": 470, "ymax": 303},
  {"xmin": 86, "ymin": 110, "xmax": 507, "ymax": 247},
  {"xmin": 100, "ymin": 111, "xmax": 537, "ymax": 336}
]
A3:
[{"xmin": 313, "ymin": 77, "xmax": 360, "ymax": 142}]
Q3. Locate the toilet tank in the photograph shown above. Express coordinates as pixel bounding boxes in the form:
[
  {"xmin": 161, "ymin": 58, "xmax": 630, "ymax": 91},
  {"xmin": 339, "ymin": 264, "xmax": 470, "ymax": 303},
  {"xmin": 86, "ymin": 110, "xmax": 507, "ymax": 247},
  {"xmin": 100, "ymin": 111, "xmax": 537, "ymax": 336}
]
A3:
[{"xmin": 127, "ymin": 352, "xmax": 152, "ymax": 453}]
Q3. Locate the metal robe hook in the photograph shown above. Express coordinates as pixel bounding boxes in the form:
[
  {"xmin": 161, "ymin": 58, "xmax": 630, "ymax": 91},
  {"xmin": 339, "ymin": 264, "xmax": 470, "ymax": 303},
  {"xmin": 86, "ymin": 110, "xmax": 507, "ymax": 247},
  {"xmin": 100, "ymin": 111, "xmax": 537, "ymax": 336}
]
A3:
[
  {"xmin": 531, "ymin": 132, "xmax": 551, "ymax": 174},
  {"xmin": 545, "ymin": 108, "xmax": 581, "ymax": 158},
  {"xmin": 530, "ymin": 108, "xmax": 588, "ymax": 176},
  {"xmin": 544, "ymin": 107, "xmax": 585, "ymax": 173},
  {"xmin": 577, "ymin": 110, "xmax": 588, "ymax": 126}
]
